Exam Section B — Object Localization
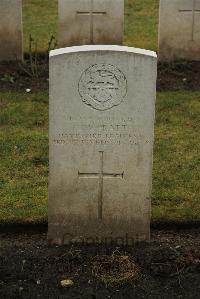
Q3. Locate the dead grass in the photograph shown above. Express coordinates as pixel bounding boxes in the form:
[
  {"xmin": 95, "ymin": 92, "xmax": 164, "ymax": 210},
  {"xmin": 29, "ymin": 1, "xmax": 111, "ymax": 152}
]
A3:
[{"xmin": 91, "ymin": 251, "xmax": 138, "ymax": 287}]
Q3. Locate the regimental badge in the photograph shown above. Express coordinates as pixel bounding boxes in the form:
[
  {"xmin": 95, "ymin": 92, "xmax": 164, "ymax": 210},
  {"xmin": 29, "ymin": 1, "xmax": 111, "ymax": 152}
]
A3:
[{"xmin": 78, "ymin": 64, "xmax": 127, "ymax": 111}]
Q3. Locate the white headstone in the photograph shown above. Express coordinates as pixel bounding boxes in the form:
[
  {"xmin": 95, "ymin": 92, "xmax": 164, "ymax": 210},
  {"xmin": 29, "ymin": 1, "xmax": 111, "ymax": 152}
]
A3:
[
  {"xmin": 0, "ymin": 0, "xmax": 23, "ymax": 61},
  {"xmin": 48, "ymin": 45, "xmax": 157, "ymax": 245},
  {"xmin": 159, "ymin": 0, "xmax": 200, "ymax": 61},
  {"xmin": 58, "ymin": 0, "xmax": 124, "ymax": 47}
]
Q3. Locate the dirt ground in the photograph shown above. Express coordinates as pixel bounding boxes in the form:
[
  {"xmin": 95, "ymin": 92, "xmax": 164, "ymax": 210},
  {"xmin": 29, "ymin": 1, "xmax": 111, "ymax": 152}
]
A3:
[
  {"xmin": 1, "ymin": 60, "xmax": 200, "ymax": 92},
  {"xmin": 0, "ymin": 227, "xmax": 200, "ymax": 299}
]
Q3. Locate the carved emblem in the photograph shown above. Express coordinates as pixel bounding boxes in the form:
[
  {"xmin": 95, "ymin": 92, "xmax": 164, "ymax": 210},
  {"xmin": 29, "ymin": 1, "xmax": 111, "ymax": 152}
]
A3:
[{"xmin": 78, "ymin": 64, "xmax": 127, "ymax": 111}]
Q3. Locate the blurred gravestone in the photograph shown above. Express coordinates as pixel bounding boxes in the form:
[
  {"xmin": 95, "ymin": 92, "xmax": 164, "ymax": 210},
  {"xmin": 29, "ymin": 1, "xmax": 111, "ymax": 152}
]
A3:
[
  {"xmin": 0, "ymin": 0, "xmax": 23, "ymax": 61},
  {"xmin": 159, "ymin": 0, "xmax": 200, "ymax": 61},
  {"xmin": 58, "ymin": 0, "xmax": 124, "ymax": 47}
]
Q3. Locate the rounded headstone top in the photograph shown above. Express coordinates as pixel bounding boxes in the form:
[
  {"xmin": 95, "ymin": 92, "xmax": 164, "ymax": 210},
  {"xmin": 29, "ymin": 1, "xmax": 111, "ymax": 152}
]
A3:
[{"xmin": 50, "ymin": 45, "xmax": 157, "ymax": 59}]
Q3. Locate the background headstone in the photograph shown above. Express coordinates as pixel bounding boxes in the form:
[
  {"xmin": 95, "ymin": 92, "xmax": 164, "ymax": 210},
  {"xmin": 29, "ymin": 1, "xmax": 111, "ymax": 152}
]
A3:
[
  {"xmin": 0, "ymin": 0, "xmax": 23, "ymax": 61},
  {"xmin": 159, "ymin": 0, "xmax": 200, "ymax": 61},
  {"xmin": 58, "ymin": 0, "xmax": 124, "ymax": 47},
  {"xmin": 48, "ymin": 45, "xmax": 157, "ymax": 245}
]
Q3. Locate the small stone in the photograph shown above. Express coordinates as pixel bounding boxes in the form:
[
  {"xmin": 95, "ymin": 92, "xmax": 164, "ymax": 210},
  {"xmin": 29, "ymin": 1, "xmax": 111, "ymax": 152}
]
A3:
[
  {"xmin": 26, "ymin": 88, "xmax": 31, "ymax": 93},
  {"xmin": 60, "ymin": 279, "xmax": 74, "ymax": 288},
  {"xmin": 36, "ymin": 279, "xmax": 41, "ymax": 285}
]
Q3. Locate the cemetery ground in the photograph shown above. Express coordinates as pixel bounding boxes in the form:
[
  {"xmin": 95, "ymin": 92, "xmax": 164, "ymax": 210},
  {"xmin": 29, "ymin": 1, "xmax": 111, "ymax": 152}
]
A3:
[
  {"xmin": 0, "ymin": 0, "xmax": 200, "ymax": 298},
  {"xmin": 0, "ymin": 61, "xmax": 200, "ymax": 299}
]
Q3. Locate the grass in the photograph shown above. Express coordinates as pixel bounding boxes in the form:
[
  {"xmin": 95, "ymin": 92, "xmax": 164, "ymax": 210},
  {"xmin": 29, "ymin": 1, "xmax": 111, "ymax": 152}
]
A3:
[
  {"xmin": 0, "ymin": 92, "xmax": 48, "ymax": 222},
  {"xmin": 23, "ymin": 0, "xmax": 58, "ymax": 54},
  {"xmin": 153, "ymin": 92, "xmax": 200, "ymax": 221},
  {"xmin": 22, "ymin": 0, "xmax": 159, "ymax": 53},
  {"xmin": 124, "ymin": 0, "xmax": 159, "ymax": 50},
  {"xmin": 0, "ymin": 91, "xmax": 199, "ymax": 223}
]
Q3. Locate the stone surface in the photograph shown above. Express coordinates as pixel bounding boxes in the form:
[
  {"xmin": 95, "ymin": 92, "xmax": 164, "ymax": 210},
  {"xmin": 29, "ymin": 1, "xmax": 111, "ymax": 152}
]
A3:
[
  {"xmin": 48, "ymin": 45, "xmax": 157, "ymax": 245},
  {"xmin": 58, "ymin": 0, "xmax": 124, "ymax": 47},
  {"xmin": 0, "ymin": 0, "xmax": 23, "ymax": 61},
  {"xmin": 159, "ymin": 0, "xmax": 200, "ymax": 61}
]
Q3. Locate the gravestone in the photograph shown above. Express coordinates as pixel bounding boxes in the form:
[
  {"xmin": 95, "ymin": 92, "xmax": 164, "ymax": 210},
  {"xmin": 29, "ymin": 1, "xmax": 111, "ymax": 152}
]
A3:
[
  {"xmin": 159, "ymin": 0, "xmax": 200, "ymax": 61},
  {"xmin": 0, "ymin": 0, "xmax": 23, "ymax": 61},
  {"xmin": 48, "ymin": 45, "xmax": 157, "ymax": 245},
  {"xmin": 58, "ymin": 0, "xmax": 124, "ymax": 47}
]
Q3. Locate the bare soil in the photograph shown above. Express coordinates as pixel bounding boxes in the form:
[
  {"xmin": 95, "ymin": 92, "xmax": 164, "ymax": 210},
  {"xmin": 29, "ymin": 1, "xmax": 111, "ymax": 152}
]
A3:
[
  {"xmin": 1, "ymin": 60, "xmax": 200, "ymax": 92},
  {"xmin": 0, "ymin": 228, "xmax": 200, "ymax": 299}
]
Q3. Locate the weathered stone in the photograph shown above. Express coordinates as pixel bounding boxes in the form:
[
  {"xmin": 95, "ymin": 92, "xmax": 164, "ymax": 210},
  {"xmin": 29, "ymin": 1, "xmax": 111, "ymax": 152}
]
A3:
[
  {"xmin": 48, "ymin": 45, "xmax": 157, "ymax": 245},
  {"xmin": 0, "ymin": 0, "xmax": 23, "ymax": 61},
  {"xmin": 159, "ymin": 0, "xmax": 200, "ymax": 61},
  {"xmin": 58, "ymin": 0, "xmax": 124, "ymax": 47}
]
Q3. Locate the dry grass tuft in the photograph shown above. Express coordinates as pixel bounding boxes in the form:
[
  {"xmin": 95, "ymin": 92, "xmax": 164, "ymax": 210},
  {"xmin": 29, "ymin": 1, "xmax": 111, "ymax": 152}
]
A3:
[{"xmin": 91, "ymin": 251, "xmax": 139, "ymax": 287}]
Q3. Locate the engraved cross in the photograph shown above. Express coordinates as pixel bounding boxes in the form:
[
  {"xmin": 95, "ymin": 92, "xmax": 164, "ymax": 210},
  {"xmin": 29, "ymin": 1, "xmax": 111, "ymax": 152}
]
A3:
[
  {"xmin": 76, "ymin": 0, "xmax": 106, "ymax": 44},
  {"xmin": 179, "ymin": 0, "xmax": 200, "ymax": 41},
  {"xmin": 78, "ymin": 151, "xmax": 124, "ymax": 220}
]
